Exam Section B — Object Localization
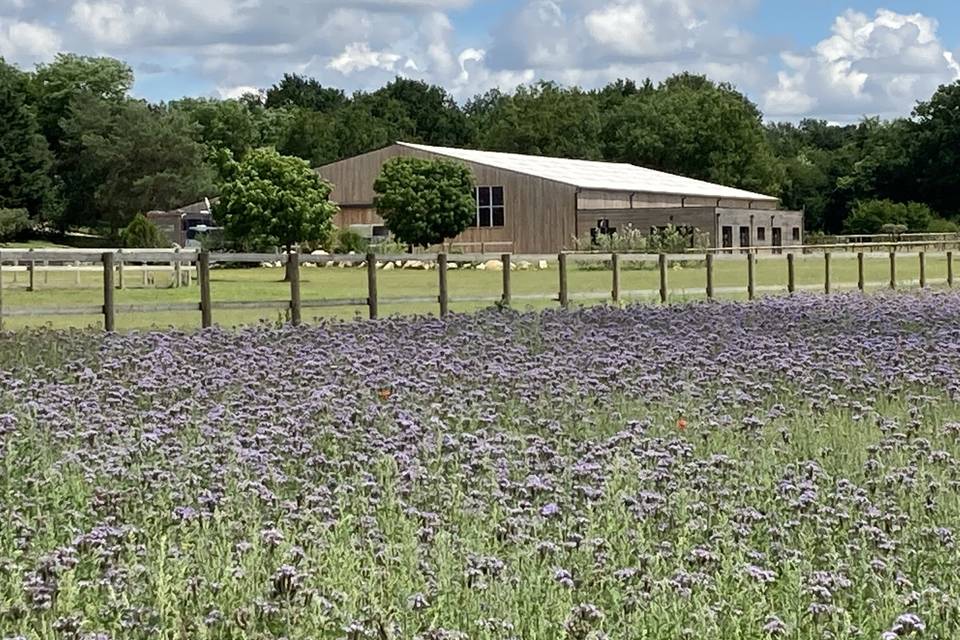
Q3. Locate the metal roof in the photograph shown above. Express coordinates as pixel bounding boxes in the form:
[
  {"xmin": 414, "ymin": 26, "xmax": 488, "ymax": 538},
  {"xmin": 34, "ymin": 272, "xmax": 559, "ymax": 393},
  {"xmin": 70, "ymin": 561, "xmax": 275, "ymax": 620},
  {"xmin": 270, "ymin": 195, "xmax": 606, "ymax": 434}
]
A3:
[{"xmin": 398, "ymin": 142, "xmax": 778, "ymax": 202}]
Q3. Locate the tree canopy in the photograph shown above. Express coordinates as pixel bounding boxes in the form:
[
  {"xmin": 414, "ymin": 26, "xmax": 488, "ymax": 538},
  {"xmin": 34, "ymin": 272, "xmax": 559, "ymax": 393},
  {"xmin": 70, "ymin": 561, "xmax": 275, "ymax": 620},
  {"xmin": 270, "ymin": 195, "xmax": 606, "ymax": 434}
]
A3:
[
  {"xmin": 215, "ymin": 148, "xmax": 338, "ymax": 253},
  {"xmin": 373, "ymin": 157, "xmax": 476, "ymax": 248}
]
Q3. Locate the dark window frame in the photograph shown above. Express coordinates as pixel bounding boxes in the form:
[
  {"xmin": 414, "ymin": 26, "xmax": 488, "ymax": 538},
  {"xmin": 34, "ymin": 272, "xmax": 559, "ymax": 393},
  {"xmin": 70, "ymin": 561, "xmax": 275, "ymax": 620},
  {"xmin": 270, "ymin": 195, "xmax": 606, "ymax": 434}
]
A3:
[{"xmin": 475, "ymin": 186, "xmax": 505, "ymax": 228}]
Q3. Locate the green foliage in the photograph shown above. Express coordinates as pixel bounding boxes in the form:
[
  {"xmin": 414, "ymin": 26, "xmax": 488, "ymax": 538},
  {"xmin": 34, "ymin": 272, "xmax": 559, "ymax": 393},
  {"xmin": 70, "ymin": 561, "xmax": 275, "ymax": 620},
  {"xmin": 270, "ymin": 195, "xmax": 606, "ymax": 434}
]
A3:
[
  {"xmin": 265, "ymin": 73, "xmax": 346, "ymax": 112},
  {"xmin": 0, "ymin": 60, "xmax": 60, "ymax": 222},
  {"xmin": 912, "ymin": 81, "xmax": 960, "ymax": 216},
  {"xmin": 59, "ymin": 96, "xmax": 216, "ymax": 233},
  {"xmin": 844, "ymin": 200, "xmax": 935, "ymax": 234},
  {"xmin": 216, "ymin": 148, "xmax": 338, "ymax": 251},
  {"xmin": 927, "ymin": 218, "xmax": 960, "ymax": 233},
  {"xmin": 573, "ymin": 224, "xmax": 709, "ymax": 253},
  {"xmin": 0, "ymin": 208, "xmax": 32, "ymax": 240},
  {"xmin": 169, "ymin": 98, "xmax": 263, "ymax": 160},
  {"xmin": 603, "ymin": 73, "xmax": 782, "ymax": 195},
  {"xmin": 474, "ymin": 82, "xmax": 603, "ymax": 159},
  {"xmin": 373, "ymin": 157, "xmax": 476, "ymax": 248},
  {"xmin": 331, "ymin": 229, "xmax": 369, "ymax": 254},
  {"xmin": 120, "ymin": 213, "xmax": 168, "ymax": 248}
]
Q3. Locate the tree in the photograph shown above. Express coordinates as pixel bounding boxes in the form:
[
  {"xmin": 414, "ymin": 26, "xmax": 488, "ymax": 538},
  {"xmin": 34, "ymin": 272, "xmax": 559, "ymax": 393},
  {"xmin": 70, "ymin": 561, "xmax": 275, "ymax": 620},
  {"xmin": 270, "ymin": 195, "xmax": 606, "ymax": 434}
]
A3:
[
  {"xmin": 59, "ymin": 96, "xmax": 216, "ymax": 234},
  {"xmin": 215, "ymin": 148, "xmax": 338, "ymax": 269},
  {"xmin": 473, "ymin": 82, "xmax": 603, "ymax": 159},
  {"xmin": 373, "ymin": 157, "xmax": 475, "ymax": 248},
  {"xmin": 265, "ymin": 74, "xmax": 346, "ymax": 112},
  {"xmin": 29, "ymin": 54, "xmax": 133, "ymax": 150},
  {"xmin": 169, "ymin": 98, "xmax": 262, "ymax": 160},
  {"xmin": 0, "ymin": 59, "xmax": 60, "ymax": 222},
  {"xmin": 121, "ymin": 213, "xmax": 168, "ymax": 248},
  {"xmin": 276, "ymin": 108, "xmax": 339, "ymax": 167},
  {"xmin": 0, "ymin": 208, "xmax": 31, "ymax": 241},
  {"xmin": 911, "ymin": 81, "xmax": 960, "ymax": 217},
  {"xmin": 367, "ymin": 77, "xmax": 471, "ymax": 147},
  {"xmin": 602, "ymin": 73, "xmax": 782, "ymax": 195}
]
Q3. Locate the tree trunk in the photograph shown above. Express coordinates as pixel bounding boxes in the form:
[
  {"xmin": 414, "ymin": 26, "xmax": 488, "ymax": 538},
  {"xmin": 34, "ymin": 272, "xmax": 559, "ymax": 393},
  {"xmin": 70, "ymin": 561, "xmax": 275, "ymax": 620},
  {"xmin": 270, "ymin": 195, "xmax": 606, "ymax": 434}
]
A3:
[{"xmin": 283, "ymin": 244, "xmax": 293, "ymax": 282}]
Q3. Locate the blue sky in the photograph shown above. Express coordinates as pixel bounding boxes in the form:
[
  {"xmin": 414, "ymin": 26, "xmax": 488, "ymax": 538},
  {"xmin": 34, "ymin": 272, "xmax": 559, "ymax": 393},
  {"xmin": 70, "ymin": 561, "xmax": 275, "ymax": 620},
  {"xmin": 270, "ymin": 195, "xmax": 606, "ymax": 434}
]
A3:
[{"xmin": 1, "ymin": 1, "xmax": 958, "ymax": 121}]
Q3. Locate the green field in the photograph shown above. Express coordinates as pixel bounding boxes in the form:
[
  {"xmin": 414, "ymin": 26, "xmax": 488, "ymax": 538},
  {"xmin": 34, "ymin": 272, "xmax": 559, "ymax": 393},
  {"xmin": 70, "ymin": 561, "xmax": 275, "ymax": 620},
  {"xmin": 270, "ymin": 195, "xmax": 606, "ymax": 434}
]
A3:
[{"xmin": 0, "ymin": 252, "xmax": 950, "ymax": 330}]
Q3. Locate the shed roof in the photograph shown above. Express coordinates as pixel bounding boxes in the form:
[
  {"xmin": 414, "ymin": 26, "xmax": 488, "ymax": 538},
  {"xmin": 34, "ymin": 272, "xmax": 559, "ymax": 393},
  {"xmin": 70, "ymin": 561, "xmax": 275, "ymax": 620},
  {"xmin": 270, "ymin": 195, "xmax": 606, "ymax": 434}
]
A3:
[{"xmin": 398, "ymin": 142, "xmax": 778, "ymax": 202}]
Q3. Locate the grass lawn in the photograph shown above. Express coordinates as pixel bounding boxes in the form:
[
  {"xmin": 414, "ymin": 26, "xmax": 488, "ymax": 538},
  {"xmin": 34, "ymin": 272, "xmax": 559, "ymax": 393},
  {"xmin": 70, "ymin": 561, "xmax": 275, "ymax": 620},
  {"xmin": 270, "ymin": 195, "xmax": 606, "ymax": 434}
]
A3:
[{"xmin": 0, "ymin": 252, "xmax": 950, "ymax": 330}]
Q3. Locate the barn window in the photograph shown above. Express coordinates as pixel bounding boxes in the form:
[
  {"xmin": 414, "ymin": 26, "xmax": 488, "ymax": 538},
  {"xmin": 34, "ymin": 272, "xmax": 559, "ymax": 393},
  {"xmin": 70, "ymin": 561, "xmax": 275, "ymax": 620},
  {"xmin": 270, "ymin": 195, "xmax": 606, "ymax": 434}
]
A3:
[
  {"xmin": 475, "ymin": 186, "xmax": 505, "ymax": 228},
  {"xmin": 757, "ymin": 227, "xmax": 766, "ymax": 242},
  {"xmin": 792, "ymin": 227, "xmax": 801, "ymax": 241}
]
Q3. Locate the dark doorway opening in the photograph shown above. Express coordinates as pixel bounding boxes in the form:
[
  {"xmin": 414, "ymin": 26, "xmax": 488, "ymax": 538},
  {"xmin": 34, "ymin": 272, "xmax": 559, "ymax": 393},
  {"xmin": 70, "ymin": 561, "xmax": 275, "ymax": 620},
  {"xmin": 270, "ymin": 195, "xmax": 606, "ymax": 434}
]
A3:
[
  {"xmin": 739, "ymin": 226, "xmax": 751, "ymax": 253},
  {"xmin": 722, "ymin": 226, "xmax": 733, "ymax": 252},
  {"xmin": 772, "ymin": 227, "xmax": 783, "ymax": 254}
]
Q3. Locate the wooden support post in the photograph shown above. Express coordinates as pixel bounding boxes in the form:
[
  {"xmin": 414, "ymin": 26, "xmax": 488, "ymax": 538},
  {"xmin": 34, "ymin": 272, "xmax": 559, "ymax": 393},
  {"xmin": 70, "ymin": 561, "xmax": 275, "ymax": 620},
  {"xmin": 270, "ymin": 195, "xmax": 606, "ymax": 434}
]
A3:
[
  {"xmin": 889, "ymin": 251, "xmax": 897, "ymax": 290},
  {"xmin": 43, "ymin": 260, "xmax": 49, "ymax": 285},
  {"xmin": 117, "ymin": 257, "xmax": 124, "ymax": 290},
  {"xmin": 11, "ymin": 259, "xmax": 17, "ymax": 284},
  {"xmin": 558, "ymin": 253, "xmax": 569, "ymax": 309},
  {"xmin": 611, "ymin": 253, "xmax": 621, "ymax": 304},
  {"xmin": 289, "ymin": 250, "xmax": 302, "ymax": 326},
  {"xmin": 824, "ymin": 252, "xmax": 832, "ymax": 294},
  {"xmin": 948, "ymin": 251, "xmax": 954, "ymax": 288},
  {"xmin": 501, "ymin": 253, "xmax": 512, "ymax": 307},
  {"xmin": 102, "ymin": 252, "xmax": 115, "ymax": 332},
  {"xmin": 75, "ymin": 260, "xmax": 81, "ymax": 286},
  {"xmin": 142, "ymin": 263, "xmax": 148, "ymax": 286},
  {"xmin": 919, "ymin": 251, "xmax": 926, "ymax": 289},
  {"xmin": 174, "ymin": 247, "xmax": 182, "ymax": 289},
  {"xmin": 199, "ymin": 251, "xmax": 212, "ymax": 328},
  {"xmin": 706, "ymin": 253, "xmax": 714, "ymax": 300},
  {"xmin": 857, "ymin": 252, "xmax": 865, "ymax": 292},
  {"xmin": 787, "ymin": 253, "xmax": 796, "ymax": 294},
  {"xmin": 747, "ymin": 253, "xmax": 756, "ymax": 300},
  {"xmin": 366, "ymin": 253, "xmax": 378, "ymax": 320},
  {"xmin": 28, "ymin": 260, "xmax": 35, "ymax": 292},
  {"xmin": 659, "ymin": 253, "xmax": 668, "ymax": 304},
  {"xmin": 438, "ymin": 253, "xmax": 449, "ymax": 317}
]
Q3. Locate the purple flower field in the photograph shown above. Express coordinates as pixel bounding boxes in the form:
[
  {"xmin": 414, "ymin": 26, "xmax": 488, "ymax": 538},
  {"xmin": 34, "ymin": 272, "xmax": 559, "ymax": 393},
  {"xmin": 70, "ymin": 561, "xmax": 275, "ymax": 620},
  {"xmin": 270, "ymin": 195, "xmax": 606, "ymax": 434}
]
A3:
[{"xmin": 2, "ymin": 292, "xmax": 960, "ymax": 639}]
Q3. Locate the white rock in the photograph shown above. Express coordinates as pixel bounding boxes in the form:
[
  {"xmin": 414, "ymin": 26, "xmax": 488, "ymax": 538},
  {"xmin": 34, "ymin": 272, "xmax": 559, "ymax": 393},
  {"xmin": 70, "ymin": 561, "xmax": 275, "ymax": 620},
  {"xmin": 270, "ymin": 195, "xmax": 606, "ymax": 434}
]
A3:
[
  {"xmin": 476, "ymin": 263, "xmax": 487, "ymax": 271},
  {"xmin": 420, "ymin": 262, "xmax": 433, "ymax": 270},
  {"xmin": 303, "ymin": 262, "xmax": 317, "ymax": 268},
  {"xmin": 394, "ymin": 261, "xmax": 403, "ymax": 268},
  {"xmin": 483, "ymin": 259, "xmax": 503, "ymax": 272},
  {"xmin": 324, "ymin": 261, "xmax": 335, "ymax": 268},
  {"xmin": 311, "ymin": 249, "xmax": 329, "ymax": 256},
  {"xmin": 448, "ymin": 263, "xmax": 459, "ymax": 270},
  {"xmin": 538, "ymin": 259, "xmax": 549, "ymax": 270},
  {"xmin": 383, "ymin": 262, "xmax": 395, "ymax": 271},
  {"xmin": 376, "ymin": 261, "xmax": 385, "ymax": 269},
  {"xmin": 273, "ymin": 261, "xmax": 283, "ymax": 268},
  {"xmin": 517, "ymin": 260, "xmax": 533, "ymax": 271},
  {"xmin": 259, "ymin": 261, "xmax": 273, "ymax": 268},
  {"xmin": 405, "ymin": 260, "xmax": 424, "ymax": 269}
]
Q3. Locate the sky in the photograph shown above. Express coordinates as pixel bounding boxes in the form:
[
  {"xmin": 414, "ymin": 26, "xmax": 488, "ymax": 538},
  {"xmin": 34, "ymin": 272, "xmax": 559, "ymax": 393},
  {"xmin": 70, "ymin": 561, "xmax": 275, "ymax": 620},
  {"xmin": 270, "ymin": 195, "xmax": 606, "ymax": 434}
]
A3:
[{"xmin": 1, "ymin": 1, "xmax": 959, "ymax": 122}]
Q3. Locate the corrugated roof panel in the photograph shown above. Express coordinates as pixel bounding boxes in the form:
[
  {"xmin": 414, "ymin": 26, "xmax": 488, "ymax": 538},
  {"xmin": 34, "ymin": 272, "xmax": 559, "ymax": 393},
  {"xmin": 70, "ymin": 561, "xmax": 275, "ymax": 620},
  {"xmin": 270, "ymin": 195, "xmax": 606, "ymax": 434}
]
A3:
[{"xmin": 398, "ymin": 142, "xmax": 778, "ymax": 202}]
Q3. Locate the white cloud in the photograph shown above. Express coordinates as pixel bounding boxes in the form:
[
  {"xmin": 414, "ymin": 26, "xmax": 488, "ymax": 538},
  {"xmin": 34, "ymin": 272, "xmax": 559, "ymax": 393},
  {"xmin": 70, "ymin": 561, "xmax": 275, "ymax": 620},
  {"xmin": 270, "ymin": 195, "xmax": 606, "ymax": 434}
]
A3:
[
  {"xmin": 764, "ymin": 9, "xmax": 960, "ymax": 118},
  {"xmin": 328, "ymin": 42, "xmax": 404, "ymax": 75},
  {"xmin": 0, "ymin": 17, "xmax": 61, "ymax": 63}
]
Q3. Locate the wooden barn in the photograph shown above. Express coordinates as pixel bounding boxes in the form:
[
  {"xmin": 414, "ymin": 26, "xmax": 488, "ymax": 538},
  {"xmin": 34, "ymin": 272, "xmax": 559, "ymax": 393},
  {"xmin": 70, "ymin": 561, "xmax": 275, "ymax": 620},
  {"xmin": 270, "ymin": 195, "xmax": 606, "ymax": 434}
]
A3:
[{"xmin": 317, "ymin": 143, "xmax": 804, "ymax": 254}]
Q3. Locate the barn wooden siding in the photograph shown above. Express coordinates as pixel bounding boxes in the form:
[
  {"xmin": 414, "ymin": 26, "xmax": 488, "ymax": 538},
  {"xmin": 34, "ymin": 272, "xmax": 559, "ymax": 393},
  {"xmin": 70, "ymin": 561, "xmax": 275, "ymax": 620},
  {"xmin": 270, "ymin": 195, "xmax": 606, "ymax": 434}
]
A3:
[{"xmin": 318, "ymin": 145, "xmax": 578, "ymax": 254}]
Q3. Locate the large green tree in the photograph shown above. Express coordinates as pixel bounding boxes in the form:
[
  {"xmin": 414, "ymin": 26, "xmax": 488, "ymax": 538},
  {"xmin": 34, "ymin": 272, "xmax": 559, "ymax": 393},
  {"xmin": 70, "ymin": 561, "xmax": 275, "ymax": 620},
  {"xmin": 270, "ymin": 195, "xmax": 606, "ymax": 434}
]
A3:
[
  {"xmin": 0, "ymin": 59, "xmax": 59, "ymax": 223},
  {"xmin": 472, "ymin": 82, "xmax": 603, "ymax": 159},
  {"xmin": 911, "ymin": 81, "xmax": 960, "ymax": 217},
  {"xmin": 216, "ymin": 148, "xmax": 338, "ymax": 258},
  {"xmin": 265, "ymin": 73, "xmax": 346, "ymax": 112},
  {"xmin": 602, "ymin": 73, "xmax": 782, "ymax": 195},
  {"xmin": 373, "ymin": 157, "xmax": 475, "ymax": 248},
  {"xmin": 60, "ymin": 96, "xmax": 215, "ymax": 234},
  {"xmin": 170, "ymin": 98, "xmax": 263, "ymax": 160}
]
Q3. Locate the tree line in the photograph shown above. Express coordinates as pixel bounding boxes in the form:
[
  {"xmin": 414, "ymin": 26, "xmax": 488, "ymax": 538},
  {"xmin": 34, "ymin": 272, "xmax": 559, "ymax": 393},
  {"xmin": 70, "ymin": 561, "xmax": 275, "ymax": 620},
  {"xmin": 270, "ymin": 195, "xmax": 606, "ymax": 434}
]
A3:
[{"xmin": 3, "ymin": 53, "xmax": 960, "ymax": 242}]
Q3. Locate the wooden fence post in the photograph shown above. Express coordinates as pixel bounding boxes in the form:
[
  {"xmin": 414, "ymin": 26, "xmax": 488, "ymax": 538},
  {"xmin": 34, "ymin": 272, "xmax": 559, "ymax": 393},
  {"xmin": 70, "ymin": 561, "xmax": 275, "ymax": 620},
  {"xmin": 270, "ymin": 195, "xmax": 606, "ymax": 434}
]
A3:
[
  {"xmin": 948, "ymin": 251, "xmax": 954, "ymax": 288},
  {"xmin": 199, "ymin": 251, "xmax": 212, "ymax": 328},
  {"xmin": 558, "ymin": 253, "xmax": 569, "ymax": 309},
  {"xmin": 117, "ymin": 255, "xmax": 125, "ymax": 290},
  {"xmin": 501, "ymin": 253, "xmax": 512, "ymax": 307},
  {"xmin": 611, "ymin": 253, "xmax": 621, "ymax": 304},
  {"xmin": 706, "ymin": 253, "xmax": 714, "ymax": 300},
  {"xmin": 102, "ymin": 252, "xmax": 115, "ymax": 332},
  {"xmin": 919, "ymin": 251, "xmax": 926, "ymax": 289},
  {"xmin": 747, "ymin": 253, "xmax": 756, "ymax": 300},
  {"xmin": 787, "ymin": 253, "xmax": 796, "ymax": 294},
  {"xmin": 659, "ymin": 253, "xmax": 668, "ymax": 304},
  {"xmin": 75, "ymin": 260, "xmax": 81, "ymax": 286},
  {"xmin": 857, "ymin": 252, "xmax": 865, "ymax": 292},
  {"xmin": 289, "ymin": 250, "xmax": 302, "ymax": 326},
  {"xmin": 889, "ymin": 251, "xmax": 897, "ymax": 290},
  {"xmin": 43, "ymin": 260, "xmax": 49, "ymax": 285},
  {"xmin": 438, "ymin": 253, "xmax": 449, "ymax": 317},
  {"xmin": 142, "ymin": 263, "xmax": 148, "ymax": 286},
  {"xmin": 28, "ymin": 259, "xmax": 35, "ymax": 292},
  {"xmin": 824, "ymin": 252, "xmax": 832, "ymax": 294},
  {"xmin": 366, "ymin": 253, "xmax": 378, "ymax": 319},
  {"xmin": 173, "ymin": 247, "xmax": 182, "ymax": 289}
]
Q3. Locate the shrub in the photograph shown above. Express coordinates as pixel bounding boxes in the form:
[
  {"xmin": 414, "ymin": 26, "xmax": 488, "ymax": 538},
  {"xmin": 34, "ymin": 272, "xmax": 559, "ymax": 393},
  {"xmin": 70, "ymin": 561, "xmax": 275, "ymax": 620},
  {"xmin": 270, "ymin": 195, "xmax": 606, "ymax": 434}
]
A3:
[
  {"xmin": 333, "ymin": 229, "xmax": 369, "ymax": 254},
  {"xmin": 845, "ymin": 200, "xmax": 934, "ymax": 234},
  {"xmin": 121, "ymin": 213, "xmax": 169, "ymax": 248},
  {"xmin": 0, "ymin": 208, "xmax": 31, "ymax": 241},
  {"xmin": 927, "ymin": 217, "xmax": 960, "ymax": 233}
]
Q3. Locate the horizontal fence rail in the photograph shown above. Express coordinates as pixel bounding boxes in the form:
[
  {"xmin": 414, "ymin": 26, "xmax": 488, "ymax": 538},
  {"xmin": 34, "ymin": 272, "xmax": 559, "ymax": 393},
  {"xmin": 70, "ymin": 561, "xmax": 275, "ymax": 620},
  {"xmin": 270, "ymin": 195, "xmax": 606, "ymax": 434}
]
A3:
[{"xmin": 0, "ymin": 247, "xmax": 955, "ymax": 331}]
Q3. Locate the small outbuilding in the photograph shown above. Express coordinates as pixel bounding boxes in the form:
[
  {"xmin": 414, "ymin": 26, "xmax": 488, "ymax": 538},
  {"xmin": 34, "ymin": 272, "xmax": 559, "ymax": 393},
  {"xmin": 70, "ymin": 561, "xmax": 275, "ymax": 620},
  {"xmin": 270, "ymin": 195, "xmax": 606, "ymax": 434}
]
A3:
[{"xmin": 317, "ymin": 143, "xmax": 803, "ymax": 254}]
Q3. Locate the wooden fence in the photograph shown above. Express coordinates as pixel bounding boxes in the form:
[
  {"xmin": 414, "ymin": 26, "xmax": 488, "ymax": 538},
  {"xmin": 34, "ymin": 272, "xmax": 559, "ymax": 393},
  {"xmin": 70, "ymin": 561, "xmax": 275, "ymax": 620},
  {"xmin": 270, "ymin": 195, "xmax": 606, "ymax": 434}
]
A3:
[{"xmin": 0, "ymin": 247, "xmax": 955, "ymax": 331}]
